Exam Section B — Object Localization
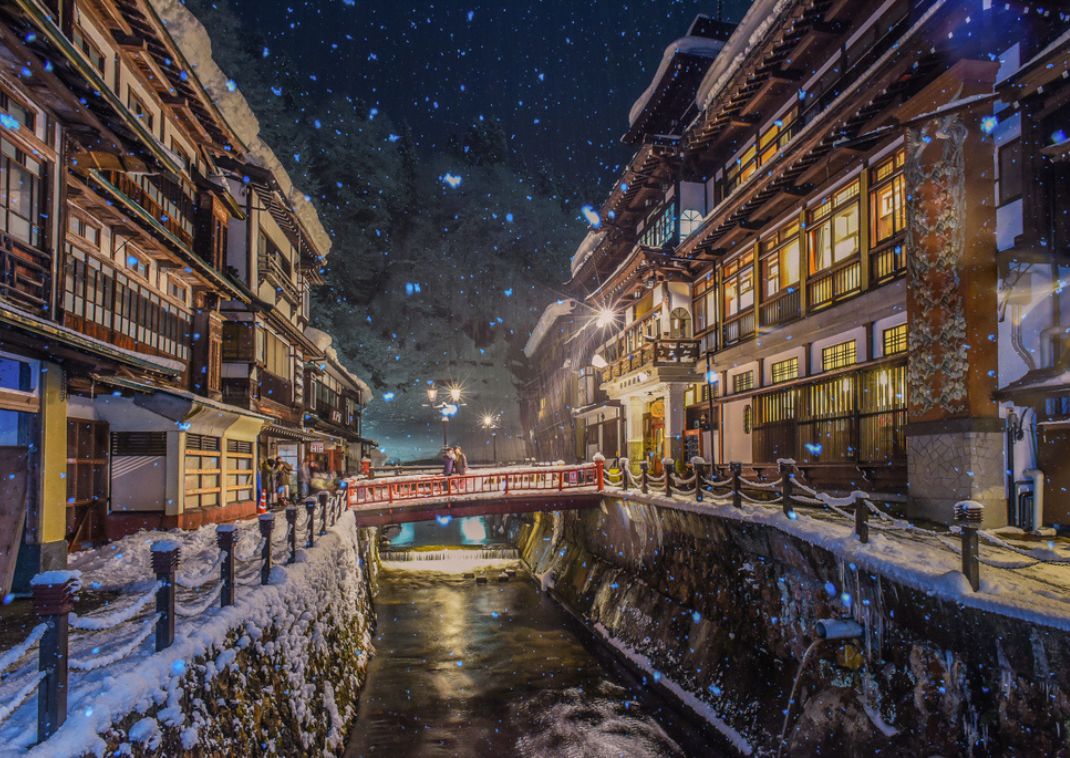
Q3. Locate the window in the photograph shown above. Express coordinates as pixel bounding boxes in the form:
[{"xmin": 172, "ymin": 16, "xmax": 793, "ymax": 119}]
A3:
[
  {"xmin": 808, "ymin": 181, "xmax": 860, "ymax": 272},
  {"xmin": 999, "ymin": 139, "xmax": 1022, "ymax": 205},
  {"xmin": 0, "ymin": 356, "xmax": 34, "ymax": 393},
  {"xmin": 68, "ymin": 214, "xmax": 101, "ymax": 247},
  {"xmin": 725, "ymin": 108, "xmax": 797, "ymax": 193},
  {"xmin": 723, "ymin": 250, "xmax": 754, "ymax": 318},
  {"xmin": 732, "ymin": 371, "xmax": 755, "ymax": 394},
  {"xmin": 222, "ymin": 321, "xmax": 255, "ymax": 361},
  {"xmin": 0, "ymin": 138, "xmax": 42, "ymax": 247},
  {"xmin": 692, "ymin": 272, "xmax": 716, "ymax": 333},
  {"xmin": 639, "ymin": 204, "xmax": 675, "ymax": 249},
  {"xmin": 0, "ymin": 92, "xmax": 36, "ymax": 131},
  {"xmin": 184, "ymin": 434, "xmax": 221, "ymax": 509},
  {"xmin": 822, "ymin": 340, "xmax": 857, "ymax": 371},
  {"xmin": 882, "ymin": 324, "xmax": 908, "ymax": 356},
  {"xmin": 870, "ymin": 150, "xmax": 906, "ymax": 245},
  {"xmin": 167, "ymin": 276, "xmax": 188, "ymax": 303},
  {"xmin": 225, "ymin": 439, "xmax": 254, "ymax": 504},
  {"xmin": 680, "ymin": 209, "xmax": 703, "ymax": 238},
  {"xmin": 771, "ymin": 357, "xmax": 799, "ymax": 385},
  {"xmin": 760, "ymin": 222, "xmax": 801, "ymax": 297},
  {"xmin": 72, "ymin": 28, "xmax": 106, "ymax": 74},
  {"xmin": 125, "ymin": 251, "xmax": 150, "ymax": 278},
  {"xmin": 260, "ymin": 330, "xmax": 290, "ymax": 379},
  {"xmin": 67, "ymin": 419, "xmax": 107, "ymax": 509},
  {"xmin": 127, "ymin": 89, "xmax": 153, "ymax": 130}
]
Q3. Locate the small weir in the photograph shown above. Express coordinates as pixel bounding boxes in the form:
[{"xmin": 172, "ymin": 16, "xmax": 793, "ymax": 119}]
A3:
[{"xmin": 378, "ymin": 547, "xmax": 519, "ymax": 562}]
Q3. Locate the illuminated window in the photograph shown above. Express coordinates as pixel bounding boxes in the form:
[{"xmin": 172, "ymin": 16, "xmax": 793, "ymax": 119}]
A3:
[
  {"xmin": 732, "ymin": 371, "xmax": 755, "ymax": 394},
  {"xmin": 639, "ymin": 205, "xmax": 675, "ymax": 248},
  {"xmin": 771, "ymin": 357, "xmax": 799, "ymax": 385},
  {"xmin": 822, "ymin": 340, "xmax": 857, "ymax": 371},
  {"xmin": 808, "ymin": 181, "xmax": 860, "ymax": 273},
  {"xmin": 870, "ymin": 150, "xmax": 906, "ymax": 245},
  {"xmin": 882, "ymin": 324, "xmax": 908, "ymax": 356},
  {"xmin": 680, "ymin": 209, "xmax": 703, "ymax": 237},
  {"xmin": 760, "ymin": 222, "xmax": 800, "ymax": 297},
  {"xmin": 723, "ymin": 250, "xmax": 754, "ymax": 318},
  {"xmin": 0, "ymin": 137, "xmax": 42, "ymax": 247}
]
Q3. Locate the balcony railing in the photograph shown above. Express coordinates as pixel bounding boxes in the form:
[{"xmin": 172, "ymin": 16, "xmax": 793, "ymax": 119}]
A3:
[
  {"xmin": 722, "ymin": 310, "xmax": 755, "ymax": 347},
  {"xmin": 807, "ymin": 258, "xmax": 861, "ymax": 311},
  {"xmin": 759, "ymin": 287, "xmax": 801, "ymax": 328},
  {"xmin": 101, "ymin": 171, "xmax": 194, "ymax": 249},
  {"xmin": 870, "ymin": 244, "xmax": 906, "ymax": 285},
  {"xmin": 0, "ymin": 233, "xmax": 51, "ymax": 311},
  {"xmin": 600, "ymin": 338, "xmax": 700, "ymax": 383}
]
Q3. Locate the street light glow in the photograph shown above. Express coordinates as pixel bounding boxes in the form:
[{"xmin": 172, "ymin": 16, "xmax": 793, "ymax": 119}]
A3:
[
  {"xmin": 427, "ymin": 387, "xmax": 438, "ymax": 403},
  {"xmin": 449, "ymin": 385, "xmax": 463, "ymax": 403},
  {"xmin": 481, "ymin": 413, "xmax": 497, "ymax": 429},
  {"xmin": 594, "ymin": 307, "xmax": 616, "ymax": 328}
]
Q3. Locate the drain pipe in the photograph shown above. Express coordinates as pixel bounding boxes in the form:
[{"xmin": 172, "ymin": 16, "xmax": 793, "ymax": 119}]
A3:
[{"xmin": 777, "ymin": 619, "xmax": 864, "ymax": 757}]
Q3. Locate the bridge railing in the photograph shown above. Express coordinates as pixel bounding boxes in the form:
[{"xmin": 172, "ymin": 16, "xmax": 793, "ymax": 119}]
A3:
[{"xmin": 344, "ymin": 461, "xmax": 604, "ymax": 507}]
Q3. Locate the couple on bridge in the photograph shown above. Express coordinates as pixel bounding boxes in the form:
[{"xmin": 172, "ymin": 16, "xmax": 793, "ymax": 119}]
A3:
[{"xmin": 441, "ymin": 446, "xmax": 469, "ymax": 476}]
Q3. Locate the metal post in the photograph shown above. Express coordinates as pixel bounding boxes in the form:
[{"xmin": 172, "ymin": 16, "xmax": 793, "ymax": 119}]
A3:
[
  {"xmin": 640, "ymin": 460, "xmax": 649, "ymax": 494},
  {"xmin": 319, "ymin": 490, "xmax": 329, "ymax": 534},
  {"xmin": 285, "ymin": 505, "xmax": 298, "ymax": 564},
  {"xmin": 956, "ymin": 500, "xmax": 983, "ymax": 592},
  {"xmin": 259, "ymin": 513, "xmax": 274, "ymax": 585},
  {"xmin": 620, "ymin": 458, "xmax": 629, "ymax": 492},
  {"xmin": 854, "ymin": 495, "xmax": 869, "ymax": 543},
  {"xmin": 442, "ymin": 416, "xmax": 448, "ymax": 447},
  {"xmin": 594, "ymin": 456, "xmax": 605, "ymax": 492},
  {"xmin": 32, "ymin": 574, "xmax": 76, "ymax": 742},
  {"xmin": 694, "ymin": 460, "xmax": 706, "ymax": 502},
  {"xmin": 216, "ymin": 524, "xmax": 236, "ymax": 607},
  {"xmin": 731, "ymin": 462, "xmax": 742, "ymax": 509},
  {"xmin": 150, "ymin": 541, "xmax": 179, "ymax": 651},
  {"xmin": 779, "ymin": 460, "xmax": 794, "ymax": 518},
  {"xmin": 305, "ymin": 498, "xmax": 316, "ymax": 548},
  {"xmin": 663, "ymin": 457, "xmax": 673, "ymax": 498},
  {"xmin": 492, "ymin": 432, "xmax": 497, "ymax": 464}
]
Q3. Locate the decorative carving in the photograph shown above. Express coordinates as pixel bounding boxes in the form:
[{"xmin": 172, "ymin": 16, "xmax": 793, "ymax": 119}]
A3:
[{"xmin": 905, "ymin": 115, "xmax": 969, "ymax": 415}]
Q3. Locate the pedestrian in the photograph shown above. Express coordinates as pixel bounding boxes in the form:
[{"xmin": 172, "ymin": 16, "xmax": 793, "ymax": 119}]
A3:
[
  {"xmin": 442, "ymin": 446, "xmax": 455, "ymax": 476},
  {"xmin": 276, "ymin": 459, "xmax": 293, "ymax": 506},
  {"xmin": 455, "ymin": 446, "xmax": 468, "ymax": 476},
  {"xmin": 261, "ymin": 458, "xmax": 276, "ymax": 507}
]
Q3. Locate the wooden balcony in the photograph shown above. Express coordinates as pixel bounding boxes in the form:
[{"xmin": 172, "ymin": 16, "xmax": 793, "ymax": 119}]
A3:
[
  {"xmin": 0, "ymin": 233, "xmax": 51, "ymax": 312},
  {"xmin": 869, "ymin": 243, "xmax": 906, "ymax": 285},
  {"xmin": 759, "ymin": 287, "xmax": 801, "ymax": 328},
  {"xmin": 600, "ymin": 338, "xmax": 700, "ymax": 384},
  {"xmin": 101, "ymin": 171, "xmax": 194, "ymax": 249},
  {"xmin": 722, "ymin": 310, "xmax": 755, "ymax": 347},
  {"xmin": 807, "ymin": 257, "xmax": 861, "ymax": 311}
]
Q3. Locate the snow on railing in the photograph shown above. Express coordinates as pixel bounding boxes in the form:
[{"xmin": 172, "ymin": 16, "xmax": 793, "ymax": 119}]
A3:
[{"xmin": 0, "ymin": 487, "xmax": 350, "ymax": 745}]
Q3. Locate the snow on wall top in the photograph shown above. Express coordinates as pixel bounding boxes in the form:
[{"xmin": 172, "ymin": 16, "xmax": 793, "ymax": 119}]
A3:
[
  {"xmin": 147, "ymin": 0, "xmax": 332, "ymax": 257},
  {"xmin": 569, "ymin": 230, "xmax": 606, "ymax": 278},
  {"xmin": 628, "ymin": 36, "xmax": 728, "ymax": 127},
  {"xmin": 694, "ymin": 0, "xmax": 798, "ymax": 113},
  {"xmin": 305, "ymin": 327, "xmax": 373, "ymax": 401},
  {"xmin": 524, "ymin": 300, "xmax": 577, "ymax": 359}
]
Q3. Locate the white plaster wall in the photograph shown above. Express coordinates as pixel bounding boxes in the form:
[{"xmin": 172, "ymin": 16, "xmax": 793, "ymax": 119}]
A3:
[{"xmin": 722, "ymin": 398, "xmax": 752, "ymax": 464}]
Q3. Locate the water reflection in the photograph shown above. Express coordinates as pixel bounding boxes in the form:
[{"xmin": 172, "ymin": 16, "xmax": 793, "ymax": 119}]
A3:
[{"xmin": 383, "ymin": 516, "xmax": 498, "ymax": 548}]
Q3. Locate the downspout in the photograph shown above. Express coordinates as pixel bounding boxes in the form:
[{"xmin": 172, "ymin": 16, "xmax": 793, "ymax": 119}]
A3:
[{"xmin": 1023, "ymin": 467, "xmax": 1044, "ymax": 532}]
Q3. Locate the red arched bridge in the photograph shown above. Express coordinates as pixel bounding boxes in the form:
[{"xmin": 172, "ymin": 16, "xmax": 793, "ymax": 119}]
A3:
[{"xmin": 341, "ymin": 462, "xmax": 606, "ymax": 526}]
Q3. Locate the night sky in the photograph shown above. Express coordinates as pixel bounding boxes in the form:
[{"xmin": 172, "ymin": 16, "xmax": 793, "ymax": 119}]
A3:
[{"xmin": 230, "ymin": 0, "xmax": 750, "ymax": 188}]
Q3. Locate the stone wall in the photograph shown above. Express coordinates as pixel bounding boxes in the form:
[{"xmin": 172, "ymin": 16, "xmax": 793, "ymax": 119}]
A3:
[{"xmin": 516, "ymin": 500, "xmax": 1070, "ymax": 756}]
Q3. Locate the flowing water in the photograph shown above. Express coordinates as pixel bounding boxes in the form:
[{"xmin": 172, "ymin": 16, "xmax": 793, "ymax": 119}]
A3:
[{"xmin": 345, "ymin": 517, "xmax": 718, "ymax": 757}]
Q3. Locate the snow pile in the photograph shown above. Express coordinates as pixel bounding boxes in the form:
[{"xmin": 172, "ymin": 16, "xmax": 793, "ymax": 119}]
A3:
[
  {"xmin": 569, "ymin": 231, "xmax": 606, "ymax": 278},
  {"xmin": 524, "ymin": 299, "xmax": 577, "ymax": 358},
  {"xmin": 0, "ymin": 512, "xmax": 374, "ymax": 756},
  {"xmin": 628, "ymin": 36, "xmax": 728, "ymax": 127}
]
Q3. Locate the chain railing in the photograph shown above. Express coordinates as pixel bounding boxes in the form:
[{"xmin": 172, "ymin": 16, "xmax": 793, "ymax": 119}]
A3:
[{"xmin": 1, "ymin": 488, "xmax": 350, "ymax": 745}]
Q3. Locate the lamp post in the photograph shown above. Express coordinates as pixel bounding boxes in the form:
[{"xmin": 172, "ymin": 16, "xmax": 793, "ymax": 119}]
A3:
[
  {"xmin": 481, "ymin": 413, "xmax": 500, "ymax": 464},
  {"xmin": 441, "ymin": 414, "xmax": 449, "ymax": 447},
  {"xmin": 425, "ymin": 384, "xmax": 463, "ymax": 451},
  {"xmin": 705, "ymin": 352, "xmax": 717, "ymax": 465}
]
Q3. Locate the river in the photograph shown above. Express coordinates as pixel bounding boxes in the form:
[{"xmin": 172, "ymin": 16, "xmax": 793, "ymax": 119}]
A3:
[{"xmin": 344, "ymin": 517, "xmax": 719, "ymax": 757}]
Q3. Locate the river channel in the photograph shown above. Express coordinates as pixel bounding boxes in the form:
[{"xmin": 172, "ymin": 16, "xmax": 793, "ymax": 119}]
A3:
[{"xmin": 344, "ymin": 516, "xmax": 720, "ymax": 757}]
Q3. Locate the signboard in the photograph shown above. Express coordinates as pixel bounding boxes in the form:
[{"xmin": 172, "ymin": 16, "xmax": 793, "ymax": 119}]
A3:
[{"xmin": 310, "ymin": 442, "xmax": 324, "ymax": 453}]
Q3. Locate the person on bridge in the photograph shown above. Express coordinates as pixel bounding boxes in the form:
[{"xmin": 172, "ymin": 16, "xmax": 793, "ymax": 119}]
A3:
[
  {"xmin": 454, "ymin": 447, "xmax": 468, "ymax": 476},
  {"xmin": 442, "ymin": 447, "xmax": 455, "ymax": 476}
]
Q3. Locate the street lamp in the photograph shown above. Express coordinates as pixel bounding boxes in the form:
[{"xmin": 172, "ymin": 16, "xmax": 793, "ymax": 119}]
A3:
[
  {"xmin": 705, "ymin": 353, "xmax": 717, "ymax": 464},
  {"xmin": 427, "ymin": 386, "xmax": 439, "ymax": 404},
  {"xmin": 449, "ymin": 385, "xmax": 463, "ymax": 403},
  {"xmin": 481, "ymin": 413, "xmax": 500, "ymax": 464}
]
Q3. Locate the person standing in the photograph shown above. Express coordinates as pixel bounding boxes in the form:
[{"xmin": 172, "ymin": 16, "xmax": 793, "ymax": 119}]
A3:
[
  {"xmin": 442, "ymin": 447, "xmax": 455, "ymax": 476},
  {"xmin": 455, "ymin": 446, "xmax": 468, "ymax": 476}
]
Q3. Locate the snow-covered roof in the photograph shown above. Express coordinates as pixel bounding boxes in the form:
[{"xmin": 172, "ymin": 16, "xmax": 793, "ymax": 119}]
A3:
[
  {"xmin": 569, "ymin": 230, "xmax": 606, "ymax": 278},
  {"xmin": 305, "ymin": 327, "xmax": 373, "ymax": 401},
  {"xmin": 523, "ymin": 300, "xmax": 576, "ymax": 359},
  {"xmin": 694, "ymin": 0, "xmax": 798, "ymax": 112},
  {"xmin": 148, "ymin": 0, "xmax": 332, "ymax": 257},
  {"xmin": 628, "ymin": 36, "xmax": 728, "ymax": 127}
]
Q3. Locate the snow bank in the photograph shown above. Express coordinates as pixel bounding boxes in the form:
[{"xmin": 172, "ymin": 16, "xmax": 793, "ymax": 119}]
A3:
[{"xmin": 628, "ymin": 36, "xmax": 727, "ymax": 127}]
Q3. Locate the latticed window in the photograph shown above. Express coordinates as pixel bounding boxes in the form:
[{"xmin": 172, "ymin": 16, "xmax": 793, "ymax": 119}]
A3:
[
  {"xmin": 771, "ymin": 357, "xmax": 799, "ymax": 385},
  {"xmin": 639, "ymin": 204, "xmax": 675, "ymax": 248},
  {"xmin": 680, "ymin": 209, "xmax": 703, "ymax": 237},
  {"xmin": 732, "ymin": 370, "xmax": 755, "ymax": 394},
  {"xmin": 184, "ymin": 434, "xmax": 221, "ymax": 509},
  {"xmin": 761, "ymin": 222, "xmax": 801, "ymax": 298},
  {"xmin": 882, "ymin": 324, "xmax": 908, "ymax": 356},
  {"xmin": 225, "ymin": 439, "xmax": 254, "ymax": 504},
  {"xmin": 822, "ymin": 340, "xmax": 857, "ymax": 371},
  {"xmin": 870, "ymin": 149, "xmax": 906, "ymax": 245},
  {"xmin": 723, "ymin": 250, "xmax": 754, "ymax": 318},
  {"xmin": 808, "ymin": 181, "xmax": 860, "ymax": 273}
]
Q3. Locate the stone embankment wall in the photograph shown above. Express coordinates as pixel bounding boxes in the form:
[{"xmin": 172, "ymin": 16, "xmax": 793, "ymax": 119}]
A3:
[
  {"xmin": 516, "ymin": 501, "xmax": 1070, "ymax": 756},
  {"xmin": 53, "ymin": 516, "xmax": 377, "ymax": 757}
]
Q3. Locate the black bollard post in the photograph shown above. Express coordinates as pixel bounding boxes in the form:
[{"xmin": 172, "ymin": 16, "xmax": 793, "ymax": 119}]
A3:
[
  {"xmin": 305, "ymin": 498, "xmax": 316, "ymax": 548},
  {"xmin": 854, "ymin": 495, "xmax": 869, "ymax": 544},
  {"xmin": 259, "ymin": 513, "xmax": 274, "ymax": 585},
  {"xmin": 663, "ymin": 458, "xmax": 673, "ymax": 498},
  {"xmin": 216, "ymin": 525, "xmax": 236, "ymax": 607},
  {"xmin": 620, "ymin": 458, "xmax": 629, "ymax": 492},
  {"xmin": 319, "ymin": 491, "xmax": 329, "ymax": 535},
  {"xmin": 731, "ymin": 462, "xmax": 742, "ymax": 509},
  {"xmin": 640, "ymin": 460, "xmax": 649, "ymax": 494},
  {"xmin": 32, "ymin": 573, "xmax": 76, "ymax": 742},
  {"xmin": 955, "ymin": 500, "xmax": 983, "ymax": 592},
  {"xmin": 285, "ymin": 506, "xmax": 298, "ymax": 564},
  {"xmin": 694, "ymin": 460, "xmax": 706, "ymax": 503},
  {"xmin": 779, "ymin": 461, "xmax": 795, "ymax": 518},
  {"xmin": 150, "ymin": 541, "xmax": 179, "ymax": 651}
]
